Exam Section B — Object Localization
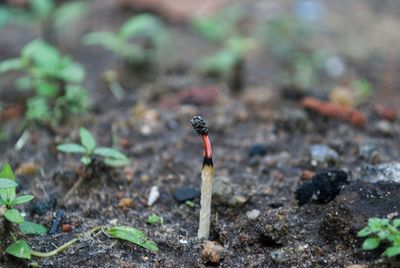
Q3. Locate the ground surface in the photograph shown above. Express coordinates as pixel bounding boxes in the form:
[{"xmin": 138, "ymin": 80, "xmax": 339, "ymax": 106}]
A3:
[{"xmin": 1, "ymin": 0, "xmax": 400, "ymax": 267}]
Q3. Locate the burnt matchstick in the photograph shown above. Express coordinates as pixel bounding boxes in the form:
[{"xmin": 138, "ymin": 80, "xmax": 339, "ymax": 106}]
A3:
[{"xmin": 191, "ymin": 116, "xmax": 214, "ymax": 239}]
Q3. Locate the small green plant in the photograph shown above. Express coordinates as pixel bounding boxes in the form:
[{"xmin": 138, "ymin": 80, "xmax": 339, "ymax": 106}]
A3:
[
  {"xmin": 0, "ymin": 0, "xmax": 88, "ymax": 43},
  {"xmin": 198, "ymin": 37, "xmax": 254, "ymax": 77},
  {"xmin": 83, "ymin": 13, "xmax": 168, "ymax": 69},
  {"xmin": 57, "ymin": 127, "xmax": 129, "ymax": 167},
  {"xmin": 107, "ymin": 226, "xmax": 158, "ymax": 252},
  {"xmin": 358, "ymin": 218, "xmax": 400, "ymax": 258},
  {"xmin": 0, "ymin": 39, "xmax": 88, "ymax": 125},
  {"xmin": 260, "ymin": 15, "xmax": 326, "ymax": 89},
  {"xmin": 6, "ymin": 225, "xmax": 157, "ymax": 260},
  {"xmin": 147, "ymin": 214, "xmax": 162, "ymax": 225},
  {"xmin": 192, "ymin": 6, "xmax": 255, "ymax": 92},
  {"xmin": 1, "ymin": 163, "xmax": 33, "ymax": 225},
  {"xmin": 0, "ymin": 163, "xmax": 47, "ymax": 259}
]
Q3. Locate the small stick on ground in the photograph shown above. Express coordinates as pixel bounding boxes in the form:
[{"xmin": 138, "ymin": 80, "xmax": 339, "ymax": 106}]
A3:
[
  {"xmin": 62, "ymin": 175, "xmax": 85, "ymax": 203},
  {"xmin": 191, "ymin": 115, "xmax": 214, "ymax": 239}
]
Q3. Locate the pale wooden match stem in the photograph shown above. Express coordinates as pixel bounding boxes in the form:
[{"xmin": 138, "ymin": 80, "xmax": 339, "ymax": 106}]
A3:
[{"xmin": 198, "ymin": 164, "xmax": 214, "ymax": 239}]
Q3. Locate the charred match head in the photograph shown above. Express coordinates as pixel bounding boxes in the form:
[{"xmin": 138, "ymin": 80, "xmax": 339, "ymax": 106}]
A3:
[
  {"xmin": 191, "ymin": 116, "xmax": 208, "ymax": 136},
  {"xmin": 191, "ymin": 115, "xmax": 212, "ymax": 164}
]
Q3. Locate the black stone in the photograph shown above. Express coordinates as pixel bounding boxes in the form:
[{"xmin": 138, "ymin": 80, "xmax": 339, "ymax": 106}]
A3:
[
  {"xmin": 248, "ymin": 144, "xmax": 268, "ymax": 157},
  {"xmin": 173, "ymin": 186, "xmax": 200, "ymax": 202},
  {"xmin": 295, "ymin": 170, "xmax": 349, "ymax": 206}
]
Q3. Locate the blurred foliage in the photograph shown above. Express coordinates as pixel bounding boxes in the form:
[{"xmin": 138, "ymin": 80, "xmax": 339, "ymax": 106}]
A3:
[
  {"xmin": 192, "ymin": 5, "xmax": 256, "ymax": 79},
  {"xmin": 83, "ymin": 13, "xmax": 169, "ymax": 69},
  {"xmin": 0, "ymin": 0, "xmax": 88, "ymax": 42},
  {"xmin": 261, "ymin": 15, "xmax": 327, "ymax": 89},
  {"xmin": 0, "ymin": 39, "xmax": 88, "ymax": 125}
]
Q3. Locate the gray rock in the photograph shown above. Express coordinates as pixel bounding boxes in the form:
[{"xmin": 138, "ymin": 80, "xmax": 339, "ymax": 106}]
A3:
[
  {"xmin": 279, "ymin": 107, "xmax": 309, "ymax": 131},
  {"xmin": 361, "ymin": 162, "xmax": 400, "ymax": 183},
  {"xmin": 373, "ymin": 120, "xmax": 394, "ymax": 136},
  {"xmin": 213, "ymin": 176, "xmax": 249, "ymax": 207},
  {"xmin": 309, "ymin": 144, "xmax": 339, "ymax": 166},
  {"xmin": 270, "ymin": 249, "xmax": 288, "ymax": 264},
  {"xmin": 257, "ymin": 208, "xmax": 289, "ymax": 245},
  {"xmin": 357, "ymin": 143, "xmax": 380, "ymax": 163},
  {"xmin": 246, "ymin": 209, "xmax": 260, "ymax": 220}
]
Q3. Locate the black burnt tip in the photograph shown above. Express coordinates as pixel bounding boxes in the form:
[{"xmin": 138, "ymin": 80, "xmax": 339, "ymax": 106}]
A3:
[{"xmin": 191, "ymin": 115, "xmax": 208, "ymax": 136}]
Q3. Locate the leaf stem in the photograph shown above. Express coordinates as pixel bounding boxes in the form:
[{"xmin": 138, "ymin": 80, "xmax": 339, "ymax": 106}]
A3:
[{"xmin": 30, "ymin": 226, "xmax": 104, "ymax": 258}]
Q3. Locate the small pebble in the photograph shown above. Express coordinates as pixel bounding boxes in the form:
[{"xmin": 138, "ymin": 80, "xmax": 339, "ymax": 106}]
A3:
[
  {"xmin": 147, "ymin": 186, "xmax": 160, "ymax": 206},
  {"xmin": 270, "ymin": 249, "xmax": 287, "ymax": 264},
  {"xmin": 109, "ymin": 218, "xmax": 118, "ymax": 225},
  {"xmin": 118, "ymin": 198, "xmax": 134, "ymax": 209},
  {"xmin": 300, "ymin": 170, "xmax": 315, "ymax": 180},
  {"xmin": 373, "ymin": 120, "xmax": 394, "ymax": 136},
  {"xmin": 61, "ymin": 224, "xmax": 73, "ymax": 232},
  {"xmin": 173, "ymin": 186, "xmax": 200, "ymax": 202},
  {"xmin": 213, "ymin": 176, "xmax": 248, "ymax": 207},
  {"xmin": 246, "ymin": 209, "xmax": 260, "ymax": 220},
  {"xmin": 248, "ymin": 144, "xmax": 268, "ymax": 157},
  {"xmin": 309, "ymin": 144, "xmax": 339, "ymax": 166},
  {"xmin": 201, "ymin": 241, "xmax": 226, "ymax": 264}
]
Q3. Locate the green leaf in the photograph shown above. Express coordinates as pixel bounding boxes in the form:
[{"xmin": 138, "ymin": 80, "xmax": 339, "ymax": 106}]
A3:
[
  {"xmin": 0, "ymin": 163, "xmax": 16, "ymax": 180},
  {"xmin": 15, "ymin": 76, "xmax": 32, "ymax": 90},
  {"xmin": 198, "ymin": 50, "xmax": 238, "ymax": 76},
  {"xmin": 0, "ymin": 163, "xmax": 16, "ymax": 203},
  {"xmin": 57, "ymin": 143, "xmax": 86, "ymax": 154},
  {"xmin": 362, "ymin": 237, "xmax": 381, "ymax": 250},
  {"xmin": 104, "ymin": 158, "xmax": 130, "ymax": 167},
  {"xmin": 357, "ymin": 227, "xmax": 372, "ymax": 237},
  {"xmin": 147, "ymin": 214, "xmax": 161, "ymax": 225},
  {"xmin": 80, "ymin": 128, "xmax": 96, "ymax": 152},
  {"xmin": 107, "ymin": 226, "xmax": 158, "ymax": 252},
  {"xmin": 369, "ymin": 218, "xmax": 388, "ymax": 232},
  {"xmin": 5, "ymin": 208, "xmax": 24, "ymax": 223},
  {"xmin": 191, "ymin": 17, "xmax": 225, "ymax": 42},
  {"xmin": 11, "ymin": 195, "xmax": 34, "ymax": 206},
  {"xmin": 384, "ymin": 246, "xmax": 400, "ymax": 258},
  {"xmin": 19, "ymin": 221, "xmax": 47, "ymax": 235},
  {"xmin": 36, "ymin": 81, "xmax": 58, "ymax": 97},
  {"xmin": 0, "ymin": 178, "xmax": 17, "ymax": 189},
  {"xmin": 80, "ymin": 156, "xmax": 92, "ymax": 166},
  {"xmin": 6, "ymin": 240, "xmax": 31, "ymax": 259},
  {"xmin": 94, "ymin": 147, "xmax": 128, "ymax": 160},
  {"xmin": 119, "ymin": 14, "xmax": 162, "ymax": 40},
  {"xmin": 22, "ymin": 39, "xmax": 61, "ymax": 70},
  {"xmin": 0, "ymin": 58, "xmax": 23, "ymax": 73},
  {"xmin": 393, "ymin": 219, "xmax": 400, "ymax": 228},
  {"xmin": 82, "ymin": 31, "xmax": 120, "ymax": 52},
  {"xmin": 26, "ymin": 97, "xmax": 51, "ymax": 123},
  {"xmin": 53, "ymin": 1, "xmax": 88, "ymax": 31},
  {"xmin": 30, "ymin": 0, "xmax": 54, "ymax": 19},
  {"xmin": 56, "ymin": 61, "xmax": 85, "ymax": 83}
]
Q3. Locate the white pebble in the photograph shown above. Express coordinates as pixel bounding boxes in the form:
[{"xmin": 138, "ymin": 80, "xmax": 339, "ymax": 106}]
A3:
[
  {"xmin": 246, "ymin": 209, "xmax": 260, "ymax": 220},
  {"xmin": 147, "ymin": 186, "xmax": 160, "ymax": 206}
]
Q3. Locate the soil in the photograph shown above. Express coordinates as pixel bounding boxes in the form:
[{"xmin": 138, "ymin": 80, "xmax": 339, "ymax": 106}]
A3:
[{"xmin": 1, "ymin": 0, "xmax": 400, "ymax": 267}]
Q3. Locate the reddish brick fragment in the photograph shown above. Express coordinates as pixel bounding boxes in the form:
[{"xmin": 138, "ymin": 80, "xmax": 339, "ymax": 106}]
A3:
[{"xmin": 301, "ymin": 97, "xmax": 367, "ymax": 128}]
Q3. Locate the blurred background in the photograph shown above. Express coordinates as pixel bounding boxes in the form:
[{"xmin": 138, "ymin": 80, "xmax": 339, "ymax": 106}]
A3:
[{"xmin": 0, "ymin": 0, "xmax": 399, "ymax": 142}]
